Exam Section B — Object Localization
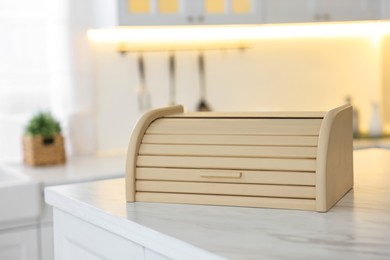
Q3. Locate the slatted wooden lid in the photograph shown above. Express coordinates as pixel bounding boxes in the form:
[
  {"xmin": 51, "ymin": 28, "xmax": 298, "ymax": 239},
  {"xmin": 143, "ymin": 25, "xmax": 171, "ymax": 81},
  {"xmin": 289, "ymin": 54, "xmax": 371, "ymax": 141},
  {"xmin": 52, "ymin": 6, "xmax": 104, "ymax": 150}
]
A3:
[
  {"xmin": 134, "ymin": 114, "xmax": 323, "ymax": 211},
  {"xmin": 137, "ymin": 116, "xmax": 322, "ymax": 173}
]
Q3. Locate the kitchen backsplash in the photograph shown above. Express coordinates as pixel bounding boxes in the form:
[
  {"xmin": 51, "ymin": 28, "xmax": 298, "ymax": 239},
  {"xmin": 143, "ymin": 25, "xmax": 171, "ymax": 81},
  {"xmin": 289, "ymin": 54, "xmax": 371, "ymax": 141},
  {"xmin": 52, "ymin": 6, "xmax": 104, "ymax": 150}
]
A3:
[{"xmin": 92, "ymin": 34, "xmax": 385, "ymax": 155}]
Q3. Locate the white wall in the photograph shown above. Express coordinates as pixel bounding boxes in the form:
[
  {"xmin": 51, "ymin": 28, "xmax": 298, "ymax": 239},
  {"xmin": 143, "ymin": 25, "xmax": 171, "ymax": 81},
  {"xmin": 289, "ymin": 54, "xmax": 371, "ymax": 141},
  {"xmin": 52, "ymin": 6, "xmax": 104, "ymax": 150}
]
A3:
[{"xmin": 92, "ymin": 34, "xmax": 383, "ymax": 154}]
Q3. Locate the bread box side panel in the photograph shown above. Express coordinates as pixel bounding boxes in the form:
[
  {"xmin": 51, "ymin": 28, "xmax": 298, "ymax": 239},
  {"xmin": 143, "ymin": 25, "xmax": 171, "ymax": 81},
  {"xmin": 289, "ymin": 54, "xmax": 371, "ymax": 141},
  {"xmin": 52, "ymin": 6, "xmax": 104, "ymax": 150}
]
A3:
[{"xmin": 125, "ymin": 105, "xmax": 184, "ymax": 202}]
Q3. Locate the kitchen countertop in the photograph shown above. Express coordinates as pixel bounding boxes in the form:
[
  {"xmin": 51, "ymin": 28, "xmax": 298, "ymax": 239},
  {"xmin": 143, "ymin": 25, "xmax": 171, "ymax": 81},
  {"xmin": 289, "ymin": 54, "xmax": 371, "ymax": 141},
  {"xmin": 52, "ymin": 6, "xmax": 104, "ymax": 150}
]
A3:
[
  {"xmin": 2, "ymin": 155, "xmax": 125, "ymax": 186},
  {"xmin": 353, "ymin": 137, "xmax": 390, "ymax": 150},
  {"xmin": 45, "ymin": 148, "xmax": 390, "ymax": 259}
]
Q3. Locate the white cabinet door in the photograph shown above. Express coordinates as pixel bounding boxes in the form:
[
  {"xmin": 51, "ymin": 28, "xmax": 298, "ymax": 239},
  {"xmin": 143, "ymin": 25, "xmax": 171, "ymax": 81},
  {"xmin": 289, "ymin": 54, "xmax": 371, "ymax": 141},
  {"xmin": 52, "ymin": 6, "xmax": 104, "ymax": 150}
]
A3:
[
  {"xmin": 0, "ymin": 227, "xmax": 39, "ymax": 260},
  {"xmin": 53, "ymin": 209, "xmax": 144, "ymax": 260},
  {"xmin": 381, "ymin": 0, "xmax": 390, "ymax": 19},
  {"xmin": 118, "ymin": 0, "xmax": 195, "ymax": 25},
  {"xmin": 265, "ymin": 0, "xmax": 318, "ymax": 23},
  {"xmin": 324, "ymin": 0, "xmax": 382, "ymax": 21},
  {"xmin": 265, "ymin": 0, "xmax": 383, "ymax": 24},
  {"xmin": 194, "ymin": 0, "xmax": 264, "ymax": 24},
  {"xmin": 40, "ymin": 223, "xmax": 54, "ymax": 260}
]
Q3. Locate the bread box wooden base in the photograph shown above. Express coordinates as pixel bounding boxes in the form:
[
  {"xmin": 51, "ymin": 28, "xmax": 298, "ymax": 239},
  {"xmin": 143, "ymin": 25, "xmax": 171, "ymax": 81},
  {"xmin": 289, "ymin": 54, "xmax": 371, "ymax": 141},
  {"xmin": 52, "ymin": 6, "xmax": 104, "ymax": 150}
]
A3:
[{"xmin": 126, "ymin": 105, "xmax": 353, "ymax": 212}]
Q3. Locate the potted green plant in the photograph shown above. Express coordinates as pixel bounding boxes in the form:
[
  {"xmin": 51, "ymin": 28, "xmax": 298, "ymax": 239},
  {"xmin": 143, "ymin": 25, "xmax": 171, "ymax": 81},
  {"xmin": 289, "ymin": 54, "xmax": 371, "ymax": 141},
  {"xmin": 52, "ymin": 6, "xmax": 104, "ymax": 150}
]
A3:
[{"xmin": 23, "ymin": 112, "xmax": 66, "ymax": 166}]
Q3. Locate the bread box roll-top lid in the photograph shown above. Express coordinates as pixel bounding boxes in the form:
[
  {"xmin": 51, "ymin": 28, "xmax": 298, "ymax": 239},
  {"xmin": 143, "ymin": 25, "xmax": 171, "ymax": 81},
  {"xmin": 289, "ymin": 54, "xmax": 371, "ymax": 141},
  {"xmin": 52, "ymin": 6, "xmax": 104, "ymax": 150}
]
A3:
[{"xmin": 126, "ymin": 105, "xmax": 353, "ymax": 212}]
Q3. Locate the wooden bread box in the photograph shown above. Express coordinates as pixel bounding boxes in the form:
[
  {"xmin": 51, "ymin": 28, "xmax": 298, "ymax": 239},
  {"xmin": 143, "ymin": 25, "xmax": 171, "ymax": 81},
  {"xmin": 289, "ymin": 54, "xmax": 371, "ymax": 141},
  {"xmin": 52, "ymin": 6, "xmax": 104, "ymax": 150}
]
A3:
[{"xmin": 126, "ymin": 105, "xmax": 353, "ymax": 212}]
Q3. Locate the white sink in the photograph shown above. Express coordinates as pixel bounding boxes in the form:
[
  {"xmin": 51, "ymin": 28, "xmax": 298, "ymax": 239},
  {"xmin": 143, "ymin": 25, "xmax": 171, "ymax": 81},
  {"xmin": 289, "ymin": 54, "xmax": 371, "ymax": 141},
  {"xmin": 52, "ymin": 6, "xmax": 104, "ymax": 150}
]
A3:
[{"xmin": 0, "ymin": 167, "xmax": 40, "ymax": 224}]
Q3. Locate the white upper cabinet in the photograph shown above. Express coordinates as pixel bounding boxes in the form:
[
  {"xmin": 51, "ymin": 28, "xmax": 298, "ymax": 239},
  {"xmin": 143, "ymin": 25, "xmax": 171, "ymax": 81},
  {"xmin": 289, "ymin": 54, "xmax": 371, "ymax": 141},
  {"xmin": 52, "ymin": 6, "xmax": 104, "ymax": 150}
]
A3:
[
  {"xmin": 265, "ymin": 0, "xmax": 384, "ymax": 23},
  {"xmin": 118, "ymin": 0, "xmax": 264, "ymax": 25},
  {"xmin": 117, "ymin": 0, "xmax": 389, "ymax": 26}
]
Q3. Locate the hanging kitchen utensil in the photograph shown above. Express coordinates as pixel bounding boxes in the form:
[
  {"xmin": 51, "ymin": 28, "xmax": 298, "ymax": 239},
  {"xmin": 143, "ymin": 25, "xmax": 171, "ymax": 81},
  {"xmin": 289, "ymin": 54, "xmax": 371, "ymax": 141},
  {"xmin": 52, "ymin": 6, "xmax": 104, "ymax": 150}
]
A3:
[
  {"xmin": 197, "ymin": 52, "xmax": 211, "ymax": 112},
  {"xmin": 167, "ymin": 52, "xmax": 176, "ymax": 106},
  {"xmin": 137, "ymin": 53, "xmax": 151, "ymax": 112}
]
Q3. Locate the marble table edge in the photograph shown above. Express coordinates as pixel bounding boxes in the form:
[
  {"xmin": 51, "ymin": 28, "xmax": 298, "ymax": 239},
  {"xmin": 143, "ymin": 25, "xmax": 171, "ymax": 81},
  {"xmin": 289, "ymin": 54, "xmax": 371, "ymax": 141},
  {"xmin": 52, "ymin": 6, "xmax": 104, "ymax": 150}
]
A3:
[{"xmin": 44, "ymin": 186, "xmax": 225, "ymax": 260}]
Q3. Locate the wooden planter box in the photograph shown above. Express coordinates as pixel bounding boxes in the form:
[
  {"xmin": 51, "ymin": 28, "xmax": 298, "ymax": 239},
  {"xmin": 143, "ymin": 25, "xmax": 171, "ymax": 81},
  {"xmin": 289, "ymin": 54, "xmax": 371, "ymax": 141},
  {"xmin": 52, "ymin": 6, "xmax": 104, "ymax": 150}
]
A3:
[
  {"xmin": 126, "ymin": 105, "xmax": 353, "ymax": 212},
  {"xmin": 23, "ymin": 134, "xmax": 66, "ymax": 166}
]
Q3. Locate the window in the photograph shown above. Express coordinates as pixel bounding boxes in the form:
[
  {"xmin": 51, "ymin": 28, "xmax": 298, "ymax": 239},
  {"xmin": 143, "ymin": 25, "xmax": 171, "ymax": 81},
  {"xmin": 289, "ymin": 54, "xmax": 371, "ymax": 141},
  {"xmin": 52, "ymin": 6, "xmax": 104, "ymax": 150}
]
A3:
[
  {"xmin": 0, "ymin": 0, "xmax": 97, "ymax": 162},
  {"xmin": 0, "ymin": 1, "xmax": 50, "ymax": 161}
]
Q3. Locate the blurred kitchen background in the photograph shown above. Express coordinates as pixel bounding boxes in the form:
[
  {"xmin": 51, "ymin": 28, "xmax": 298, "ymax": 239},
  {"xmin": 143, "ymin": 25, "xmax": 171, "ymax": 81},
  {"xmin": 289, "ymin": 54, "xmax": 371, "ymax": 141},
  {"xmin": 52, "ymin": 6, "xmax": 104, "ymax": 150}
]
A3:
[{"xmin": 2, "ymin": 0, "xmax": 390, "ymax": 162}]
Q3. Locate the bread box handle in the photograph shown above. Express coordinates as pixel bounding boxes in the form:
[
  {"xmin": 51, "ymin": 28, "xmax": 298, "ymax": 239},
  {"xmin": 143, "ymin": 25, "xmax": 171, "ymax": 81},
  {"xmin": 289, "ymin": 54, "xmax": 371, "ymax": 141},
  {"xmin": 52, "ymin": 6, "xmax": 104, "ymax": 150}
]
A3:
[{"xmin": 200, "ymin": 171, "xmax": 242, "ymax": 178}]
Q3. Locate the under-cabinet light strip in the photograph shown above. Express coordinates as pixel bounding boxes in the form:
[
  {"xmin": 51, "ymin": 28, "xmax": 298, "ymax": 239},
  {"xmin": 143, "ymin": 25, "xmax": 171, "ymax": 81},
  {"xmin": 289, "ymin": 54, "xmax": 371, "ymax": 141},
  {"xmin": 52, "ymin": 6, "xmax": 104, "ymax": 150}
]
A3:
[{"xmin": 87, "ymin": 21, "xmax": 390, "ymax": 51}]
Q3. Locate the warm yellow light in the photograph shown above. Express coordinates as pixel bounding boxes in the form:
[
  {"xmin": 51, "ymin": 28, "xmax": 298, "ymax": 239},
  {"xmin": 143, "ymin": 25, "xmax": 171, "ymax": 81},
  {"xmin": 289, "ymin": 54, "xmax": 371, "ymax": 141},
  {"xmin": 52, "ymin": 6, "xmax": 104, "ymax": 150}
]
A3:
[
  {"xmin": 158, "ymin": 0, "xmax": 179, "ymax": 14},
  {"xmin": 88, "ymin": 25, "xmax": 252, "ymax": 51},
  {"xmin": 232, "ymin": 0, "xmax": 251, "ymax": 14},
  {"xmin": 87, "ymin": 21, "xmax": 390, "ymax": 51},
  {"xmin": 206, "ymin": 0, "xmax": 225, "ymax": 14},
  {"xmin": 129, "ymin": 0, "xmax": 151, "ymax": 14}
]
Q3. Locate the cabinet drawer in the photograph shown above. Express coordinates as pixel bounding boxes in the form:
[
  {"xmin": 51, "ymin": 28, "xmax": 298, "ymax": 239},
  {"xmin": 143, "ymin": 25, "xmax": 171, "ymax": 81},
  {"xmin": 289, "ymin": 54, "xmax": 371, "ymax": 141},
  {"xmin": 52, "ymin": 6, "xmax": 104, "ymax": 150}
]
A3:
[
  {"xmin": 53, "ymin": 210, "xmax": 144, "ymax": 260},
  {"xmin": 0, "ymin": 227, "xmax": 39, "ymax": 260}
]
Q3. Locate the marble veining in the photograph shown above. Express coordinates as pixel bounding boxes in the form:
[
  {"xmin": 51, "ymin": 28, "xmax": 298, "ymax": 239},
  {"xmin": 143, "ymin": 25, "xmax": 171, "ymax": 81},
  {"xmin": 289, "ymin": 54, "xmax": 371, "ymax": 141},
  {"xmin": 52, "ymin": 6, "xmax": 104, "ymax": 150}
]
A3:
[{"xmin": 45, "ymin": 149, "xmax": 390, "ymax": 259}]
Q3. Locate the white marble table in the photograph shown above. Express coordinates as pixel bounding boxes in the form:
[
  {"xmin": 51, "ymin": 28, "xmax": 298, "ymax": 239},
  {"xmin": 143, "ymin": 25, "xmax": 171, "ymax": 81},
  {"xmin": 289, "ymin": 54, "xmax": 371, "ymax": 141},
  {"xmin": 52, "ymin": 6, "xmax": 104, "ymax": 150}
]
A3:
[{"xmin": 45, "ymin": 149, "xmax": 390, "ymax": 259}]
